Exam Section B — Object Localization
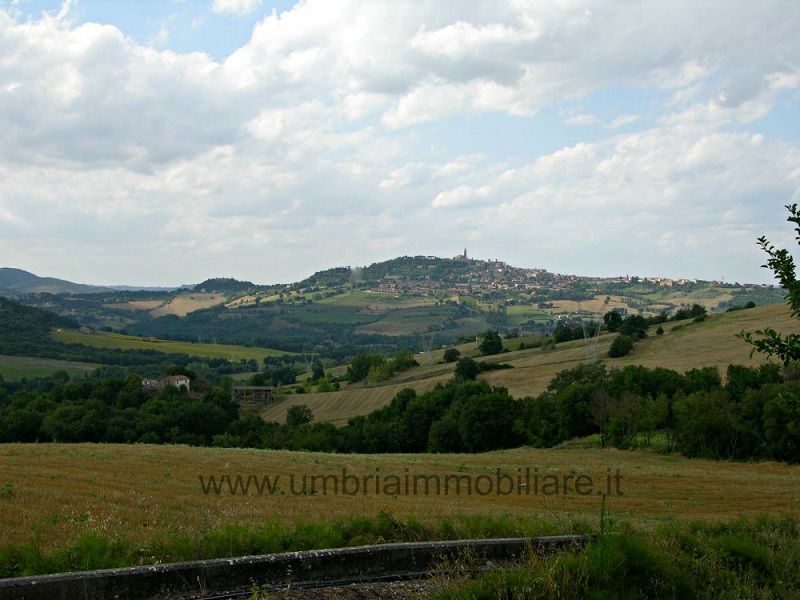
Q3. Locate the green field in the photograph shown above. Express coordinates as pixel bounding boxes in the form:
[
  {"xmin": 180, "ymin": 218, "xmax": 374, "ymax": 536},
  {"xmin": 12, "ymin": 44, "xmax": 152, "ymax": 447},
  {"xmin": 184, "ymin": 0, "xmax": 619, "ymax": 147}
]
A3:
[
  {"xmin": 317, "ymin": 290, "xmax": 436, "ymax": 308},
  {"xmin": 51, "ymin": 330, "xmax": 292, "ymax": 361},
  {"xmin": 506, "ymin": 304, "xmax": 553, "ymax": 326},
  {"xmin": 0, "ymin": 355, "xmax": 99, "ymax": 381},
  {"xmin": 356, "ymin": 305, "xmax": 458, "ymax": 336}
]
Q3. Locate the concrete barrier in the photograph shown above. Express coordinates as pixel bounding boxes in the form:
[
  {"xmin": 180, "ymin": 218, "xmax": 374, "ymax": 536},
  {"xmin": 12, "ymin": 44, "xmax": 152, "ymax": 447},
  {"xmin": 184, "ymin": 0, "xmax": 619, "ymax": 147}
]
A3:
[{"xmin": 0, "ymin": 535, "xmax": 588, "ymax": 600}]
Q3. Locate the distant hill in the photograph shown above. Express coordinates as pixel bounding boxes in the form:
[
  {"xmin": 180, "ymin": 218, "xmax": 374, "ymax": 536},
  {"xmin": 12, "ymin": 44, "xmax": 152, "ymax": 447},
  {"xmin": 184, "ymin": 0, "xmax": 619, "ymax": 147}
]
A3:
[
  {"xmin": 7, "ymin": 255, "xmax": 787, "ymax": 359},
  {"xmin": 0, "ymin": 296, "xmax": 79, "ymax": 356},
  {"xmin": 0, "ymin": 268, "xmax": 113, "ymax": 296},
  {"xmin": 107, "ymin": 285, "xmax": 181, "ymax": 292},
  {"xmin": 194, "ymin": 277, "xmax": 255, "ymax": 293}
]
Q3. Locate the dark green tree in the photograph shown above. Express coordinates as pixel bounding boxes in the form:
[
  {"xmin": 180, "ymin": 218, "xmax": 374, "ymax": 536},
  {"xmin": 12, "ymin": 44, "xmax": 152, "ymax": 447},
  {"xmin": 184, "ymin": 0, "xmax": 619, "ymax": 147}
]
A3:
[
  {"xmin": 311, "ymin": 358, "xmax": 325, "ymax": 382},
  {"xmin": 346, "ymin": 353, "xmax": 386, "ymax": 382},
  {"xmin": 603, "ymin": 311, "xmax": 623, "ymax": 332},
  {"xmin": 455, "ymin": 356, "xmax": 479, "ymax": 381},
  {"xmin": 286, "ymin": 404, "xmax": 314, "ymax": 427},
  {"xmin": 608, "ymin": 335, "xmax": 634, "ymax": 358},
  {"xmin": 620, "ymin": 315, "xmax": 648, "ymax": 339},
  {"xmin": 442, "ymin": 347, "xmax": 461, "ymax": 363},
  {"xmin": 479, "ymin": 330, "xmax": 504, "ymax": 355}
]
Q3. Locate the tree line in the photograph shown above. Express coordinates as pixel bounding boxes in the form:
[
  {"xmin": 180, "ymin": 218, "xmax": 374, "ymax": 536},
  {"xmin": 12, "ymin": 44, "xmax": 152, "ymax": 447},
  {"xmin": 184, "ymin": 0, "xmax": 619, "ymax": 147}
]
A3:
[{"xmin": 4, "ymin": 359, "xmax": 799, "ymax": 463}]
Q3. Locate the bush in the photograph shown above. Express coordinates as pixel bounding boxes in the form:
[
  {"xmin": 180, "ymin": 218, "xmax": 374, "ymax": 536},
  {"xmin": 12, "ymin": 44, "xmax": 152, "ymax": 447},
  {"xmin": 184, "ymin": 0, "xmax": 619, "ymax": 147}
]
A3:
[
  {"xmin": 455, "ymin": 356, "xmax": 479, "ymax": 381},
  {"xmin": 620, "ymin": 315, "xmax": 648, "ymax": 339},
  {"xmin": 346, "ymin": 353, "xmax": 386, "ymax": 382},
  {"xmin": 442, "ymin": 348, "xmax": 461, "ymax": 363},
  {"xmin": 286, "ymin": 404, "xmax": 313, "ymax": 427},
  {"xmin": 478, "ymin": 331, "xmax": 504, "ymax": 355},
  {"xmin": 608, "ymin": 335, "xmax": 634, "ymax": 358}
]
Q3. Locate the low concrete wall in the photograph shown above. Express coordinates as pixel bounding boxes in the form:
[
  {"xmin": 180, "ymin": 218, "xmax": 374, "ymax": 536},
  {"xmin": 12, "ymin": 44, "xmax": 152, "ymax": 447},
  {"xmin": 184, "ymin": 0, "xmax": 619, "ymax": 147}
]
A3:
[{"xmin": 0, "ymin": 535, "xmax": 588, "ymax": 600}]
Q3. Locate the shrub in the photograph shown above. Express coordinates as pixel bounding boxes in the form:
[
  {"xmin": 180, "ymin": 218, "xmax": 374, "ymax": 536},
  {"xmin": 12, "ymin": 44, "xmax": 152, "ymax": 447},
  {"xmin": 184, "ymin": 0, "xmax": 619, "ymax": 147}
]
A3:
[
  {"xmin": 608, "ymin": 335, "xmax": 634, "ymax": 358},
  {"xmin": 286, "ymin": 404, "xmax": 313, "ymax": 427},
  {"xmin": 455, "ymin": 356, "xmax": 479, "ymax": 381},
  {"xmin": 0, "ymin": 482, "xmax": 13, "ymax": 500},
  {"xmin": 442, "ymin": 348, "xmax": 461, "ymax": 363},
  {"xmin": 478, "ymin": 331, "xmax": 504, "ymax": 355}
]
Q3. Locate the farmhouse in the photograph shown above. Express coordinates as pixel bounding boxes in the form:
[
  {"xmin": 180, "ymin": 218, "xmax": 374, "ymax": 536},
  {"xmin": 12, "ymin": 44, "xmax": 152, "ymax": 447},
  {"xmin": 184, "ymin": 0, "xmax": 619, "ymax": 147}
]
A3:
[
  {"xmin": 140, "ymin": 378, "xmax": 162, "ymax": 392},
  {"xmin": 162, "ymin": 375, "xmax": 191, "ymax": 391}
]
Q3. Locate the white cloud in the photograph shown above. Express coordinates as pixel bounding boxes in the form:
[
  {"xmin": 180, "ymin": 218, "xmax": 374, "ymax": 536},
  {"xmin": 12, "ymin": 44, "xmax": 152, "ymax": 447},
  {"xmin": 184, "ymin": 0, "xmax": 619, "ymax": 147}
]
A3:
[
  {"xmin": 563, "ymin": 113, "xmax": 600, "ymax": 126},
  {"xmin": 212, "ymin": 0, "xmax": 263, "ymax": 17},
  {"xmin": 427, "ymin": 121, "xmax": 800, "ymax": 279},
  {"xmin": 0, "ymin": 1, "xmax": 798, "ymax": 284},
  {"xmin": 607, "ymin": 114, "xmax": 640, "ymax": 129},
  {"xmin": 431, "ymin": 184, "xmax": 493, "ymax": 209}
]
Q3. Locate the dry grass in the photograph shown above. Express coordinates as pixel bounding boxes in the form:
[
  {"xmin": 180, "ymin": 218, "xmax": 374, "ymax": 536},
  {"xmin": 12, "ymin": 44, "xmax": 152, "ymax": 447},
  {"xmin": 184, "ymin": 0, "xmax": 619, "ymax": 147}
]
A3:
[
  {"xmin": 150, "ymin": 293, "xmax": 225, "ymax": 317},
  {"xmin": 548, "ymin": 296, "xmax": 633, "ymax": 316},
  {"xmin": 225, "ymin": 295, "xmax": 259, "ymax": 308},
  {"xmin": 267, "ymin": 304, "xmax": 796, "ymax": 423},
  {"xmin": 484, "ymin": 304, "xmax": 795, "ymax": 397},
  {"xmin": 102, "ymin": 300, "xmax": 164, "ymax": 312},
  {"xmin": 0, "ymin": 443, "xmax": 797, "ymax": 553},
  {"xmin": 262, "ymin": 376, "xmax": 452, "ymax": 425}
]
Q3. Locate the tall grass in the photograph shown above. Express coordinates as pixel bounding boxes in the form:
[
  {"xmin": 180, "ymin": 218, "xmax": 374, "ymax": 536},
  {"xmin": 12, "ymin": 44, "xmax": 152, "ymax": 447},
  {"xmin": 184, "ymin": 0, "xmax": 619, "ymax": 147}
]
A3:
[
  {"xmin": 0, "ymin": 512, "xmax": 587, "ymax": 578},
  {"xmin": 434, "ymin": 515, "xmax": 800, "ymax": 599},
  {"xmin": 3, "ymin": 510, "xmax": 799, "ymax": 600}
]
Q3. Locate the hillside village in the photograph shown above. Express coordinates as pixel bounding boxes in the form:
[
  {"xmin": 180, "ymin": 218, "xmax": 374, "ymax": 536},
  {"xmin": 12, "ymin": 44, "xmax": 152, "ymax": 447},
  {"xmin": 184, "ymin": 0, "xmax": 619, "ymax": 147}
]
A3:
[
  {"xmin": 3, "ymin": 253, "xmax": 784, "ymax": 362},
  {"xmin": 366, "ymin": 250, "xmax": 772, "ymax": 298}
]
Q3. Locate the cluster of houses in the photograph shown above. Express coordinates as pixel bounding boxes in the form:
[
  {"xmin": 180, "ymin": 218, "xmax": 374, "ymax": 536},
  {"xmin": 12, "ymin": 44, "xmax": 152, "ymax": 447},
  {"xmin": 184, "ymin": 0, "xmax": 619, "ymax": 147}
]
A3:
[{"xmin": 365, "ymin": 252, "xmax": 778, "ymax": 300}]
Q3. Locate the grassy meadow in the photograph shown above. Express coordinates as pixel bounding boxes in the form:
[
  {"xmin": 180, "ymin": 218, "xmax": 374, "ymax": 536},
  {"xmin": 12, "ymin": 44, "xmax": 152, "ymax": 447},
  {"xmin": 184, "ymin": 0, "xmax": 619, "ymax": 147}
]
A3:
[
  {"xmin": 0, "ymin": 355, "xmax": 99, "ymax": 381},
  {"xmin": 51, "ymin": 330, "xmax": 291, "ymax": 361}
]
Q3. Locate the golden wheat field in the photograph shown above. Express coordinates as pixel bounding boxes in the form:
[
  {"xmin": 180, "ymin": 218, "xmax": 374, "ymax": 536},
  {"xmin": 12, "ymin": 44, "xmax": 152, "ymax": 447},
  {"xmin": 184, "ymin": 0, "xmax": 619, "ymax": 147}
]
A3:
[
  {"xmin": 102, "ymin": 300, "xmax": 165, "ymax": 312},
  {"xmin": 149, "ymin": 293, "xmax": 225, "ymax": 317},
  {"xmin": 0, "ymin": 444, "xmax": 797, "ymax": 552}
]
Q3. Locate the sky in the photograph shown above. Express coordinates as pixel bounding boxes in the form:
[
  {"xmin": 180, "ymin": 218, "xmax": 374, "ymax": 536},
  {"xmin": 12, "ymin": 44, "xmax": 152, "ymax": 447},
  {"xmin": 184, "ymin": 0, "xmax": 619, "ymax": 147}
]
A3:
[{"xmin": 0, "ymin": 0, "xmax": 799, "ymax": 286}]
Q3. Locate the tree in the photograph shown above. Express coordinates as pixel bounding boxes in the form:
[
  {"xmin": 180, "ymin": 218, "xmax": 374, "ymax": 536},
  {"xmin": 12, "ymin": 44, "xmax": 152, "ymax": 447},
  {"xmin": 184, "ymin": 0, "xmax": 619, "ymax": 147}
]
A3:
[
  {"xmin": 691, "ymin": 304, "xmax": 707, "ymax": 322},
  {"xmin": 620, "ymin": 315, "xmax": 648, "ymax": 339},
  {"xmin": 656, "ymin": 326, "xmax": 664, "ymax": 336},
  {"xmin": 553, "ymin": 321, "xmax": 578, "ymax": 343},
  {"xmin": 608, "ymin": 335, "xmax": 634, "ymax": 358},
  {"xmin": 427, "ymin": 416, "xmax": 462, "ymax": 452},
  {"xmin": 346, "ymin": 353, "xmax": 386, "ymax": 382},
  {"xmin": 479, "ymin": 330, "xmax": 504, "ymax": 355},
  {"xmin": 311, "ymin": 358, "xmax": 325, "ymax": 382},
  {"xmin": 442, "ymin": 348, "xmax": 461, "ymax": 363},
  {"xmin": 455, "ymin": 356, "xmax": 479, "ymax": 381},
  {"xmin": 286, "ymin": 404, "xmax": 314, "ymax": 427},
  {"xmin": 603, "ymin": 311, "xmax": 623, "ymax": 332},
  {"xmin": 741, "ymin": 203, "xmax": 800, "ymax": 364}
]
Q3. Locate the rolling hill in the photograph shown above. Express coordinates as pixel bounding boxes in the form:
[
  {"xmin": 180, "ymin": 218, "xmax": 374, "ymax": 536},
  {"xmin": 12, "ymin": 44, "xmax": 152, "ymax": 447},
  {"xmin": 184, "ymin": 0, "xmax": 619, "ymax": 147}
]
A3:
[
  {"xmin": 4, "ymin": 255, "xmax": 786, "ymax": 359},
  {"xmin": 260, "ymin": 303, "xmax": 797, "ymax": 425},
  {"xmin": 0, "ymin": 268, "xmax": 112, "ymax": 296}
]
